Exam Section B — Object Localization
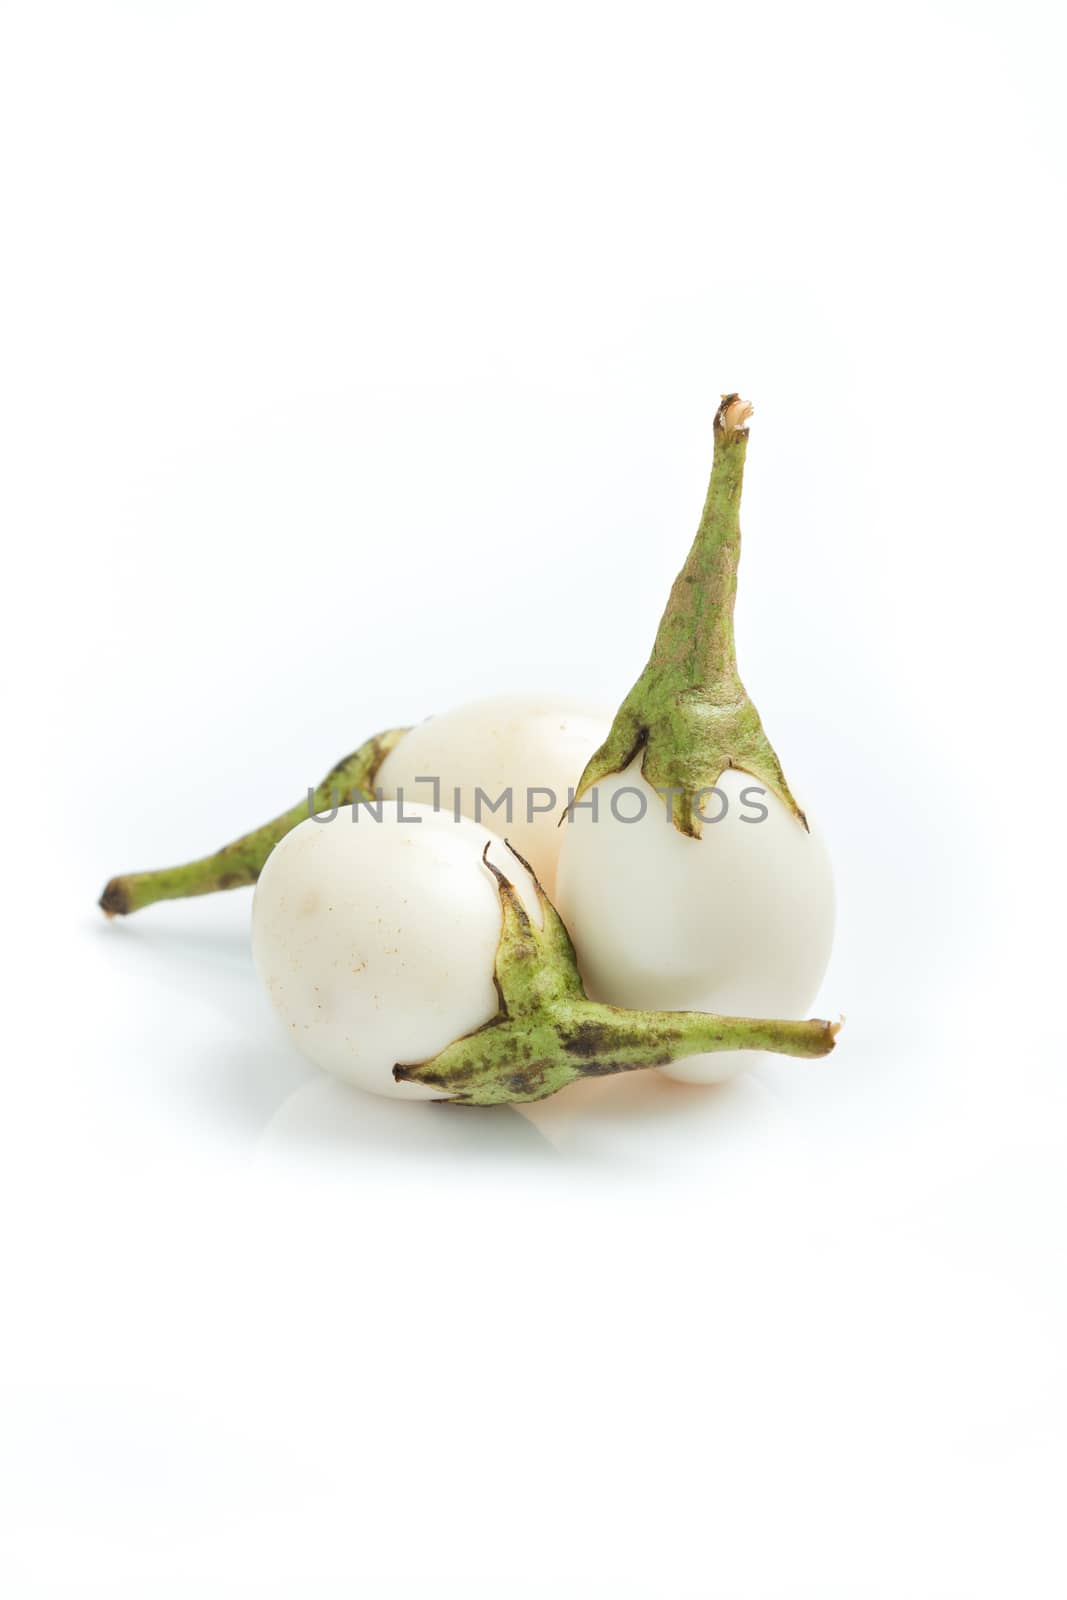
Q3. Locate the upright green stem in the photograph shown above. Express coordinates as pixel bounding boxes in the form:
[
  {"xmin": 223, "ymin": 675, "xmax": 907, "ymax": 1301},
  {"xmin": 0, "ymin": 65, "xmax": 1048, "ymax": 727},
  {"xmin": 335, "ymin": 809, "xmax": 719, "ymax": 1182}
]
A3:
[
  {"xmin": 99, "ymin": 727, "xmax": 409, "ymax": 917},
  {"xmin": 573, "ymin": 394, "xmax": 804, "ymax": 837},
  {"xmin": 658, "ymin": 398, "xmax": 748, "ymax": 699}
]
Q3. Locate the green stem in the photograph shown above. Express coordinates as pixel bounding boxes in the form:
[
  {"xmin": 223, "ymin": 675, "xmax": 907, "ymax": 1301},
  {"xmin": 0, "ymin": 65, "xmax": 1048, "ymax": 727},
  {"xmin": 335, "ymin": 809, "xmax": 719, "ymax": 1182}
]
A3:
[
  {"xmin": 654, "ymin": 398, "xmax": 749, "ymax": 702},
  {"xmin": 99, "ymin": 727, "xmax": 409, "ymax": 917},
  {"xmin": 560, "ymin": 1004, "xmax": 840, "ymax": 1076},
  {"xmin": 573, "ymin": 394, "xmax": 805, "ymax": 837},
  {"xmin": 394, "ymin": 842, "xmax": 840, "ymax": 1104}
]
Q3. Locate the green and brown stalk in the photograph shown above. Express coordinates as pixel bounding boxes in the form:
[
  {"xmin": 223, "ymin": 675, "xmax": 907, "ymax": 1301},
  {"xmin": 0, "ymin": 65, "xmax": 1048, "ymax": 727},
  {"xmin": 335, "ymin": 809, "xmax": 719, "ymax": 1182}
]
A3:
[
  {"xmin": 572, "ymin": 394, "xmax": 804, "ymax": 838},
  {"xmin": 99, "ymin": 727, "xmax": 408, "ymax": 917},
  {"xmin": 395, "ymin": 844, "xmax": 839, "ymax": 1105}
]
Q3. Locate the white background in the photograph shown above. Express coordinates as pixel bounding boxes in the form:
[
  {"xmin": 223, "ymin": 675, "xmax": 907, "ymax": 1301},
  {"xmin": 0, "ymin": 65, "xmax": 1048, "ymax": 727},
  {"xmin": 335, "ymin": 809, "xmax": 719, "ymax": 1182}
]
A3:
[{"xmin": 2, "ymin": 2, "xmax": 1065, "ymax": 1595}]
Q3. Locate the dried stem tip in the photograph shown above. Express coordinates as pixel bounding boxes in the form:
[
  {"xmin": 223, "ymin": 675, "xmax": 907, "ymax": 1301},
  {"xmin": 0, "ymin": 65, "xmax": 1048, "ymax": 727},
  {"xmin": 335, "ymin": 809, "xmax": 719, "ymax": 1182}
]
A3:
[{"xmin": 717, "ymin": 394, "xmax": 754, "ymax": 436}]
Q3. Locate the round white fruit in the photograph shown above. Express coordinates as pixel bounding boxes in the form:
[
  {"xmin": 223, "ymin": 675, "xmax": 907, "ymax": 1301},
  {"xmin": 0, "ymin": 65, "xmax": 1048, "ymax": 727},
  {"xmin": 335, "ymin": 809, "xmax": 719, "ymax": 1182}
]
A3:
[
  {"xmin": 251, "ymin": 803, "xmax": 538, "ymax": 1099},
  {"xmin": 555, "ymin": 764, "xmax": 835, "ymax": 1083},
  {"xmin": 375, "ymin": 694, "xmax": 610, "ymax": 898}
]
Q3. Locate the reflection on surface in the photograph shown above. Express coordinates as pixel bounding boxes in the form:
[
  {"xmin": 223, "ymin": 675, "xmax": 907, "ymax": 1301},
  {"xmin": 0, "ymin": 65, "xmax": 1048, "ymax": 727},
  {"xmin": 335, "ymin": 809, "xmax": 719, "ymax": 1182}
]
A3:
[
  {"xmin": 261, "ymin": 1073, "xmax": 559, "ymax": 1165},
  {"xmin": 259, "ymin": 1060, "xmax": 797, "ymax": 1177},
  {"xmin": 518, "ymin": 1063, "xmax": 794, "ymax": 1167}
]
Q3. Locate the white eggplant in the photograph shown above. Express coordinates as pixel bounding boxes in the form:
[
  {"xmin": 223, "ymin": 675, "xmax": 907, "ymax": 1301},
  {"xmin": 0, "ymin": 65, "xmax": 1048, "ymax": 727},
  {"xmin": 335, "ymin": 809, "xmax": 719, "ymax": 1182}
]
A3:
[
  {"xmin": 555, "ymin": 396, "xmax": 836, "ymax": 1083},
  {"xmin": 251, "ymin": 801, "xmax": 840, "ymax": 1105},
  {"xmin": 376, "ymin": 693, "xmax": 609, "ymax": 896}
]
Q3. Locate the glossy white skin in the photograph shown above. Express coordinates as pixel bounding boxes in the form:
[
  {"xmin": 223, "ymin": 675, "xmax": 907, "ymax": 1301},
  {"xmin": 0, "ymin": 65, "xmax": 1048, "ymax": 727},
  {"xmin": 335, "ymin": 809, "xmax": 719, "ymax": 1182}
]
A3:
[
  {"xmin": 555, "ymin": 764, "xmax": 835, "ymax": 1083},
  {"xmin": 251, "ymin": 803, "xmax": 539, "ymax": 1100},
  {"xmin": 376, "ymin": 694, "xmax": 611, "ymax": 899}
]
